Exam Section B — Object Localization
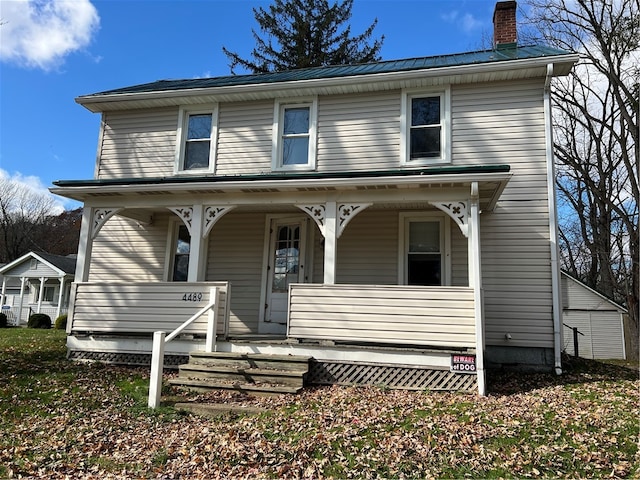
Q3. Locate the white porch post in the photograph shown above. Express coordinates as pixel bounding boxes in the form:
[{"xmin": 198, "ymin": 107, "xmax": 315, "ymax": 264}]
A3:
[
  {"xmin": 468, "ymin": 182, "xmax": 486, "ymax": 396},
  {"xmin": 0, "ymin": 277, "xmax": 6, "ymax": 306},
  {"xmin": 75, "ymin": 207, "xmax": 94, "ymax": 282},
  {"xmin": 56, "ymin": 277, "xmax": 65, "ymax": 319},
  {"xmin": 323, "ymin": 201, "xmax": 338, "ymax": 284},
  {"xmin": 17, "ymin": 277, "xmax": 26, "ymax": 324},
  {"xmin": 187, "ymin": 204, "xmax": 207, "ymax": 282},
  {"xmin": 36, "ymin": 277, "xmax": 45, "ymax": 313}
]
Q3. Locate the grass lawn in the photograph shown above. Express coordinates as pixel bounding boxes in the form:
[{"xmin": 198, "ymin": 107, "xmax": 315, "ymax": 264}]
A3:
[{"xmin": 1, "ymin": 328, "xmax": 638, "ymax": 479}]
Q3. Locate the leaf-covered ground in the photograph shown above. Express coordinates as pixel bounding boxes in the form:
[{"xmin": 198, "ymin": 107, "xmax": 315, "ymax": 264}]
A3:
[{"xmin": 1, "ymin": 329, "xmax": 638, "ymax": 479}]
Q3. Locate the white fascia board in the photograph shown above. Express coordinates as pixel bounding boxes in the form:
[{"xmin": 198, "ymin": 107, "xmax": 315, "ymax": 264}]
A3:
[
  {"xmin": 76, "ymin": 54, "xmax": 580, "ymax": 113},
  {"xmin": 51, "ymin": 172, "xmax": 511, "ymax": 197}
]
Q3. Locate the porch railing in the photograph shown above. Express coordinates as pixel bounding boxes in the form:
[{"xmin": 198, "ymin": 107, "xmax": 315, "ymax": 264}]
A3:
[
  {"xmin": 148, "ymin": 287, "xmax": 219, "ymax": 408},
  {"xmin": 288, "ymin": 284, "xmax": 476, "ymax": 348},
  {"xmin": 67, "ymin": 281, "xmax": 229, "ymax": 336}
]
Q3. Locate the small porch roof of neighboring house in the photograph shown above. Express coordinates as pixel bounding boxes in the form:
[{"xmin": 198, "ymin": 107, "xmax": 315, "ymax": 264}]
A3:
[
  {"xmin": 51, "ymin": 164, "xmax": 512, "ymax": 212},
  {"xmin": 0, "ymin": 252, "xmax": 77, "ymax": 279},
  {"xmin": 74, "ymin": 45, "xmax": 579, "ymax": 113}
]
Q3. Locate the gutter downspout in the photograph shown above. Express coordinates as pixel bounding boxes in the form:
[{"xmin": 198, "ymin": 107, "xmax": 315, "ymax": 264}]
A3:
[{"xmin": 544, "ymin": 63, "xmax": 564, "ymax": 376}]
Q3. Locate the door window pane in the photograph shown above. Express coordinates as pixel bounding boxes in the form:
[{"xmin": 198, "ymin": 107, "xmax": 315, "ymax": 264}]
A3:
[{"xmin": 272, "ymin": 225, "xmax": 300, "ymax": 293}]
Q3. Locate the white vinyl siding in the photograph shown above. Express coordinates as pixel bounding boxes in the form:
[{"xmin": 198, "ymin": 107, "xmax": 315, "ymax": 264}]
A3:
[
  {"xmin": 206, "ymin": 212, "xmax": 266, "ymax": 335},
  {"xmin": 450, "ymin": 80, "xmax": 554, "ymax": 348},
  {"xmin": 561, "ymin": 274, "xmax": 626, "ymax": 359},
  {"xmin": 451, "ymin": 223, "xmax": 468, "ymax": 286},
  {"xmin": 316, "ymin": 92, "xmax": 399, "ymax": 172},
  {"xmin": 68, "ymin": 281, "xmax": 228, "ymax": 335},
  {"xmin": 89, "ymin": 215, "xmax": 169, "ymax": 282},
  {"xmin": 215, "ymin": 101, "xmax": 273, "ymax": 175},
  {"xmin": 336, "ymin": 209, "xmax": 398, "ymax": 285},
  {"xmin": 561, "ymin": 273, "xmax": 623, "ymax": 311},
  {"xmin": 289, "ymin": 284, "xmax": 476, "ymax": 348},
  {"xmin": 7, "ymin": 260, "xmax": 59, "ymax": 277},
  {"xmin": 98, "ymin": 108, "xmax": 178, "ymax": 179}
]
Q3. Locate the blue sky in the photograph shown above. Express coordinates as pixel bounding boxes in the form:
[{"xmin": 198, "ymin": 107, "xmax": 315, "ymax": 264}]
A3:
[{"xmin": 0, "ymin": 0, "xmax": 499, "ymax": 210}]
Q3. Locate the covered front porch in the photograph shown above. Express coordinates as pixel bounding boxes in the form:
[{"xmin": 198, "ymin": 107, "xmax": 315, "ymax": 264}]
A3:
[{"xmin": 55, "ymin": 166, "xmax": 511, "ymax": 394}]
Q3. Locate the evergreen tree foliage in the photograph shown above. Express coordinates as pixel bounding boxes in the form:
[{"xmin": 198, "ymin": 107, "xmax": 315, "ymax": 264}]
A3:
[{"xmin": 222, "ymin": 0, "xmax": 384, "ymax": 73}]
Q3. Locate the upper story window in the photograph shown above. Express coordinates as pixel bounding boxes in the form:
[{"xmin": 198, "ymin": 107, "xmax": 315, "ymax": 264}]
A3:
[
  {"xmin": 272, "ymin": 98, "xmax": 317, "ymax": 171},
  {"xmin": 401, "ymin": 88, "xmax": 450, "ymax": 166},
  {"xmin": 175, "ymin": 106, "xmax": 217, "ymax": 173}
]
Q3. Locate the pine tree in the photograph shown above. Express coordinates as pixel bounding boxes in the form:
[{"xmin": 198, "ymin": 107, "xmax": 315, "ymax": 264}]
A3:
[{"xmin": 222, "ymin": 0, "xmax": 384, "ymax": 74}]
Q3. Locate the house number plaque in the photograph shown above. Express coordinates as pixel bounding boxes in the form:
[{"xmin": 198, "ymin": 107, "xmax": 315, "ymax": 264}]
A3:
[{"xmin": 182, "ymin": 293, "xmax": 203, "ymax": 302}]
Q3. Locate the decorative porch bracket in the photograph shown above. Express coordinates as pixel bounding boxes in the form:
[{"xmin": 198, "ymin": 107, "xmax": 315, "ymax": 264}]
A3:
[
  {"xmin": 169, "ymin": 205, "xmax": 236, "ymax": 238},
  {"xmin": 429, "ymin": 201, "xmax": 469, "ymax": 238},
  {"xmin": 91, "ymin": 208, "xmax": 123, "ymax": 239},
  {"xmin": 168, "ymin": 206, "xmax": 194, "ymax": 235},
  {"xmin": 203, "ymin": 206, "xmax": 235, "ymax": 238},
  {"xmin": 297, "ymin": 203, "xmax": 371, "ymax": 238}
]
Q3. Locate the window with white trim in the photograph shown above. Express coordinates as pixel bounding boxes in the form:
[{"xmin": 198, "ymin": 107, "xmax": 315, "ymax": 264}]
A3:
[
  {"xmin": 399, "ymin": 213, "xmax": 450, "ymax": 286},
  {"xmin": 272, "ymin": 99, "xmax": 317, "ymax": 171},
  {"xmin": 401, "ymin": 89, "xmax": 450, "ymax": 165},
  {"xmin": 175, "ymin": 106, "xmax": 217, "ymax": 173}
]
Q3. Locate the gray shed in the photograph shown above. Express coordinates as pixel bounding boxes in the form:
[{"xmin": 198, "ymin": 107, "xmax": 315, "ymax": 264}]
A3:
[{"xmin": 561, "ymin": 272, "xmax": 627, "ymax": 360}]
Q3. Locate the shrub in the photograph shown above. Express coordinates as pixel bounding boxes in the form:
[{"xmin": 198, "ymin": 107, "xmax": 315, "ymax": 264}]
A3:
[
  {"xmin": 0, "ymin": 312, "xmax": 7, "ymax": 328},
  {"xmin": 54, "ymin": 314, "xmax": 68, "ymax": 330},
  {"xmin": 27, "ymin": 313, "xmax": 51, "ymax": 329}
]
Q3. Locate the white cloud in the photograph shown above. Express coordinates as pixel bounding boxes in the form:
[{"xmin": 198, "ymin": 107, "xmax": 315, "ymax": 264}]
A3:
[
  {"xmin": 0, "ymin": 168, "xmax": 67, "ymax": 213},
  {"xmin": 0, "ymin": 0, "xmax": 100, "ymax": 70},
  {"xmin": 441, "ymin": 10, "xmax": 483, "ymax": 34}
]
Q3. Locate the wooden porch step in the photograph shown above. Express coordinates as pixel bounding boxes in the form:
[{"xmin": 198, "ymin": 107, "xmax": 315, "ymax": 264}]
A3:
[
  {"xmin": 187, "ymin": 351, "xmax": 311, "ymax": 371},
  {"xmin": 169, "ymin": 352, "xmax": 311, "ymax": 395}
]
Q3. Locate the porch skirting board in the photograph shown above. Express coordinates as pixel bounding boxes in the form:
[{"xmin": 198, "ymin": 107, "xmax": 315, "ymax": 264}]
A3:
[
  {"xmin": 308, "ymin": 360, "xmax": 477, "ymax": 392},
  {"xmin": 68, "ymin": 349, "xmax": 188, "ymax": 369},
  {"xmin": 66, "ymin": 335, "xmax": 477, "ymax": 391}
]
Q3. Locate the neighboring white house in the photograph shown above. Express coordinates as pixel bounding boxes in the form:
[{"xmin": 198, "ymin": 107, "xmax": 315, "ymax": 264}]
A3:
[
  {"xmin": 0, "ymin": 252, "xmax": 77, "ymax": 325},
  {"xmin": 561, "ymin": 271, "xmax": 628, "ymax": 360},
  {"xmin": 50, "ymin": 2, "xmax": 580, "ymax": 394}
]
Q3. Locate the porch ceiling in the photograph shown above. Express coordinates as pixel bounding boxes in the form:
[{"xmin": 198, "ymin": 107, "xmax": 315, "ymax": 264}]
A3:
[{"xmin": 52, "ymin": 166, "xmax": 510, "ymax": 211}]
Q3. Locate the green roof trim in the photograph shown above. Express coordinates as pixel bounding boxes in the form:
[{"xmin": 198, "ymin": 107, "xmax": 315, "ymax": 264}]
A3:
[
  {"xmin": 53, "ymin": 164, "xmax": 511, "ymax": 188},
  {"xmin": 81, "ymin": 45, "xmax": 572, "ymax": 98}
]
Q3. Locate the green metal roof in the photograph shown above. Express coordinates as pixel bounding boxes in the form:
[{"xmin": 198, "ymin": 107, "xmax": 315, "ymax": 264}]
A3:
[
  {"xmin": 83, "ymin": 45, "xmax": 573, "ymax": 98},
  {"xmin": 53, "ymin": 164, "xmax": 511, "ymax": 188}
]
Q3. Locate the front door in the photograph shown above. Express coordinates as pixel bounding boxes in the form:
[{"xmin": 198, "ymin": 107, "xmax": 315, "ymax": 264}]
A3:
[{"xmin": 262, "ymin": 217, "xmax": 308, "ymax": 334}]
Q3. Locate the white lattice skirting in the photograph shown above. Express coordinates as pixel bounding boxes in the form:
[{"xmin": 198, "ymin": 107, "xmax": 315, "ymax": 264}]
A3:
[
  {"xmin": 308, "ymin": 360, "xmax": 478, "ymax": 392},
  {"xmin": 67, "ymin": 351, "xmax": 477, "ymax": 392}
]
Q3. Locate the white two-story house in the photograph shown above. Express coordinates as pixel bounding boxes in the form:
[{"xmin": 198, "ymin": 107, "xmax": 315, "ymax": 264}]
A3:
[{"xmin": 52, "ymin": 2, "xmax": 578, "ymax": 394}]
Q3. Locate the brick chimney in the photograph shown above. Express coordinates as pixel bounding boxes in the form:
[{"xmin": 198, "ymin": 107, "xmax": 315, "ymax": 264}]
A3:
[{"xmin": 493, "ymin": 1, "xmax": 517, "ymax": 49}]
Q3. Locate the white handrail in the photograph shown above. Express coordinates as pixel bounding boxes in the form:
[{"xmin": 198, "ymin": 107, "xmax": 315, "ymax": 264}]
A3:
[{"xmin": 148, "ymin": 286, "xmax": 219, "ymax": 408}]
